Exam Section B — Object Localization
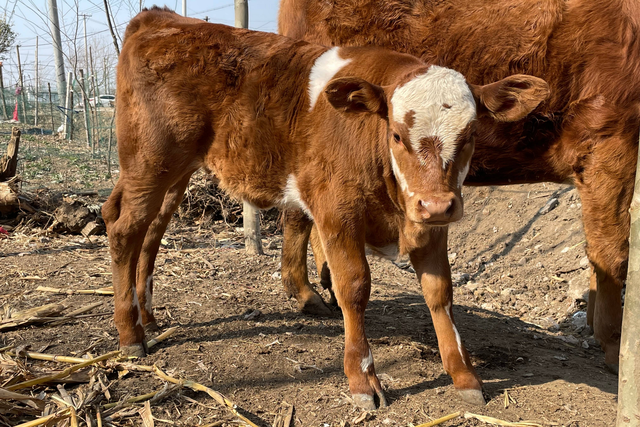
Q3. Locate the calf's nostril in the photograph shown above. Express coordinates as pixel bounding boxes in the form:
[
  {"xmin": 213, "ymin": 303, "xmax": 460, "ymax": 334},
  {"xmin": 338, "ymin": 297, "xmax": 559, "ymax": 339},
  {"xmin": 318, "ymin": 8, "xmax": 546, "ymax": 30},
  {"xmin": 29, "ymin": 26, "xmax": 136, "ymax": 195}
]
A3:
[{"xmin": 420, "ymin": 199, "xmax": 454, "ymax": 217}]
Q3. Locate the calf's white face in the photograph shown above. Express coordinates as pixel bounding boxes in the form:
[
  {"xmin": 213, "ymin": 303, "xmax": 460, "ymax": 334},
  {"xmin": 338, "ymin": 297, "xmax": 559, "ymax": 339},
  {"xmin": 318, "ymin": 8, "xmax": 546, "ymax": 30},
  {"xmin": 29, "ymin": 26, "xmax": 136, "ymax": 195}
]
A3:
[
  {"xmin": 320, "ymin": 59, "xmax": 550, "ymax": 226},
  {"xmin": 391, "ymin": 66, "xmax": 476, "ymax": 169},
  {"xmin": 387, "ymin": 66, "xmax": 477, "ymax": 224}
]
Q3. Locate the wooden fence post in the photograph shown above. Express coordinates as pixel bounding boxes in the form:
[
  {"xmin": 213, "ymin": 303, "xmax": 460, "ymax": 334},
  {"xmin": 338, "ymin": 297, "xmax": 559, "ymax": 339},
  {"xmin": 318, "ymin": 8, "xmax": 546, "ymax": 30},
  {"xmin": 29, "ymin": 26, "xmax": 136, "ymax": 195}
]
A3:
[
  {"xmin": 68, "ymin": 92, "xmax": 74, "ymax": 140},
  {"xmin": 48, "ymin": 82, "xmax": 55, "ymax": 132},
  {"xmin": 16, "ymin": 46, "xmax": 28, "ymax": 124},
  {"xmin": 617, "ymin": 132, "xmax": 640, "ymax": 425},
  {"xmin": 0, "ymin": 62, "xmax": 8, "ymax": 120},
  {"xmin": 79, "ymin": 69, "xmax": 91, "ymax": 148},
  {"xmin": 35, "ymin": 36, "xmax": 39, "ymax": 126},
  {"xmin": 62, "ymin": 71, "xmax": 72, "ymax": 138}
]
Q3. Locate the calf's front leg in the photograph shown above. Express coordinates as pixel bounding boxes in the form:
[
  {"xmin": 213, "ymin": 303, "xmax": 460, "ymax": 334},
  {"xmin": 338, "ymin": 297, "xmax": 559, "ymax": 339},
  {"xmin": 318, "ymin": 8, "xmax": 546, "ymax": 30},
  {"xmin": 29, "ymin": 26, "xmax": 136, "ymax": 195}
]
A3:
[{"xmin": 409, "ymin": 227, "xmax": 484, "ymax": 405}]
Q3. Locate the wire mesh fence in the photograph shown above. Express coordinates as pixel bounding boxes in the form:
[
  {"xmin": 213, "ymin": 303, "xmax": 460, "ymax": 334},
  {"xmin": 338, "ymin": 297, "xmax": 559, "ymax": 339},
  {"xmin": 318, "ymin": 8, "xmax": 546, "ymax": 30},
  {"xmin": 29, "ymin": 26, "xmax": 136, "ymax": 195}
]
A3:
[{"xmin": 1, "ymin": 84, "xmax": 116, "ymax": 150}]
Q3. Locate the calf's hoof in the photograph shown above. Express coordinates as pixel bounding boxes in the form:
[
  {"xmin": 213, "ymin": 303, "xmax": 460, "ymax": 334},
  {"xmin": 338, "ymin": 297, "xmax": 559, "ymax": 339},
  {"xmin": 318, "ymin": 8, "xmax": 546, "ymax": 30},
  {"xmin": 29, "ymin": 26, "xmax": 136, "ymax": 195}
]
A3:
[
  {"xmin": 299, "ymin": 292, "xmax": 333, "ymax": 316},
  {"xmin": 352, "ymin": 394, "xmax": 377, "ymax": 411},
  {"xmin": 605, "ymin": 363, "xmax": 619, "ymax": 374},
  {"xmin": 120, "ymin": 343, "xmax": 147, "ymax": 358},
  {"xmin": 352, "ymin": 389, "xmax": 387, "ymax": 410},
  {"xmin": 457, "ymin": 389, "xmax": 486, "ymax": 406}
]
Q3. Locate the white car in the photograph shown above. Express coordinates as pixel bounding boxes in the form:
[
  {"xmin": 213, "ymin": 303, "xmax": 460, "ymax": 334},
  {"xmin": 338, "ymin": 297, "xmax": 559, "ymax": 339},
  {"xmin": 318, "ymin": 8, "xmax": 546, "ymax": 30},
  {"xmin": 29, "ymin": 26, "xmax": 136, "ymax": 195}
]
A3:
[
  {"xmin": 89, "ymin": 94, "xmax": 116, "ymax": 107},
  {"xmin": 75, "ymin": 94, "xmax": 115, "ymax": 110}
]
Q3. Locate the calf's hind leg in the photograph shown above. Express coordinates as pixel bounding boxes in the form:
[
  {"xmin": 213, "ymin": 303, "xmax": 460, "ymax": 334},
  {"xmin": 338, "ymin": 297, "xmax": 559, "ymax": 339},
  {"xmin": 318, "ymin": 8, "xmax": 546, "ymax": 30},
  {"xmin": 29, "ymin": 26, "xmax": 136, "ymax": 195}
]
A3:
[
  {"xmin": 102, "ymin": 175, "xmax": 176, "ymax": 357},
  {"xmin": 135, "ymin": 171, "xmax": 196, "ymax": 334},
  {"xmin": 577, "ymin": 141, "xmax": 635, "ymax": 370},
  {"xmin": 281, "ymin": 209, "xmax": 332, "ymax": 315}
]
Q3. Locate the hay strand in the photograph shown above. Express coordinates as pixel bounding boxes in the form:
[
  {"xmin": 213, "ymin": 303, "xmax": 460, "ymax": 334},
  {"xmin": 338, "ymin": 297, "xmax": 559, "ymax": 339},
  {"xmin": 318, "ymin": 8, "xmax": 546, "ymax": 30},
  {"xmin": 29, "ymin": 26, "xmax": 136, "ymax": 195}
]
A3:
[
  {"xmin": 36, "ymin": 286, "xmax": 114, "ymax": 296},
  {"xmin": 415, "ymin": 411, "xmax": 461, "ymax": 427},
  {"xmin": 146, "ymin": 327, "xmax": 178, "ymax": 349},
  {"xmin": 464, "ymin": 412, "xmax": 543, "ymax": 426},
  {"xmin": 153, "ymin": 365, "xmax": 260, "ymax": 427},
  {"xmin": 7, "ymin": 351, "xmax": 120, "ymax": 391}
]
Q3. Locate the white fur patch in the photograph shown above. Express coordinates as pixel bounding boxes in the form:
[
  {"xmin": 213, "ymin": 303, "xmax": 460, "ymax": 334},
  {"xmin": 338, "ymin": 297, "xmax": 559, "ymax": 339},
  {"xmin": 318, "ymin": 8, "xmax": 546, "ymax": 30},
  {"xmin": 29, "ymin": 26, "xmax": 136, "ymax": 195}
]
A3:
[
  {"xmin": 145, "ymin": 275, "xmax": 153, "ymax": 314},
  {"xmin": 390, "ymin": 150, "xmax": 415, "ymax": 197},
  {"xmin": 132, "ymin": 291, "xmax": 143, "ymax": 328},
  {"xmin": 308, "ymin": 47, "xmax": 352, "ymax": 110},
  {"xmin": 361, "ymin": 349, "xmax": 374, "ymax": 372},
  {"xmin": 281, "ymin": 174, "xmax": 314, "ymax": 219},
  {"xmin": 391, "ymin": 66, "xmax": 476, "ymax": 168},
  {"xmin": 445, "ymin": 303, "xmax": 466, "ymax": 366}
]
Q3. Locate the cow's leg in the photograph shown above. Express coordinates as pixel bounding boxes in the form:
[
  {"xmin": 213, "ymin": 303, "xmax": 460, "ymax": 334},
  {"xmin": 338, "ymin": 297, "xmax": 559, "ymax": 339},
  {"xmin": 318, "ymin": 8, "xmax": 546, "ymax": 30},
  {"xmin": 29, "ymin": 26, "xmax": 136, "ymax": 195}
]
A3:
[
  {"xmin": 409, "ymin": 226, "xmax": 484, "ymax": 405},
  {"xmin": 575, "ymin": 143, "xmax": 636, "ymax": 371},
  {"xmin": 102, "ymin": 176, "xmax": 174, "ymax": 357},
  {"xmin": 309, "ymin": 224, "xmax": 337, "ymax": 306},
  {"xmin": 314, "ymin": 218, "xmax": 386, "ymax": 410},
  {"xmin": 135, "ymin": 171, "xmax": 195, "ymax": 333},
  {"xmin": 281, "ymin": 209, "xmax": 332, "ymax": 315}
]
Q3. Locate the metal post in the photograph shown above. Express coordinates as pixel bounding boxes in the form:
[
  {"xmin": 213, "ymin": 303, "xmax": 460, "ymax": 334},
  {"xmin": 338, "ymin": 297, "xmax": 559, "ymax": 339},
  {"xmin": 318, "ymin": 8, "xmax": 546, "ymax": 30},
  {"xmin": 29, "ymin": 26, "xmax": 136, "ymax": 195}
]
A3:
[
  {"xmin": 182, "ymin": 0, "xmax": 187, "ymax": 16},
  {"xmin": 34, "ymin": 36, "xmax": 39, "ymax": 126},
  {"xmin": 616, "ymin": 132, "xmax": 640, "ymax": 425},
  {"xmin": 48, "ymin": 0, "xmax": 67, "ymax": 119}
]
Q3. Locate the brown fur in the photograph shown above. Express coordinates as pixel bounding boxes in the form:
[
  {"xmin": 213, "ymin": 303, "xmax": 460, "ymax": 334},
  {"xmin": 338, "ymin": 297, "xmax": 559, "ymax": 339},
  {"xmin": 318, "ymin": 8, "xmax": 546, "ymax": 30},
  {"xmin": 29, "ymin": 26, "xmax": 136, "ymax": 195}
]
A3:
[
  {"xmin": 104, "ymin": 7, "xmax": 548, "ymax": 408},
  {"xmin": 278, "ymin": 0, "xmax": 640, "ymax": 368}
]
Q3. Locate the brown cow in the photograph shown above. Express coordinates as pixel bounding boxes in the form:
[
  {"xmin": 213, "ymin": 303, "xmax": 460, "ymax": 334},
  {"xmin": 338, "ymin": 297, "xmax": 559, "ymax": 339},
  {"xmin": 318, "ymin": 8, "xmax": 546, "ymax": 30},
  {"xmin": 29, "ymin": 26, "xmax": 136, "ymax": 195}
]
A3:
[
  {"xmin": 278, "ymin": 0, "xmax": 640, "ymax": 371},
  {"xmin": 103, "ymin": 7, "xmax": 548, "ymax": 409}
]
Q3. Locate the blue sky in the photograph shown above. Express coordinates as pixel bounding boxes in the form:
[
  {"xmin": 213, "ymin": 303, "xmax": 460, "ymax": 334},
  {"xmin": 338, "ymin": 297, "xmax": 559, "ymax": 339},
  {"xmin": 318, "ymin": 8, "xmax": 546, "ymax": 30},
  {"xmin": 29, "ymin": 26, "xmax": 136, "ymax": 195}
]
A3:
[{"xmin": 2, "ymin": 0, "xmax": 280, "ymax": 91}]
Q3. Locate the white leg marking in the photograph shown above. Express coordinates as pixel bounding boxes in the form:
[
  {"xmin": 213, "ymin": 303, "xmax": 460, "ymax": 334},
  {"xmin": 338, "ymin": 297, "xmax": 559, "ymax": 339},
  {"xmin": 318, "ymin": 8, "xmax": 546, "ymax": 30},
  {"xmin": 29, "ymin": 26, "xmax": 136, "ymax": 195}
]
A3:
[
  {"xmin": 308, "ymin": 47, "xmax": 352, "ymax": 110},
  {"xmin": 390, "ymin": 150, "xmax": 415, "ymax": 197},
  {"xmin": 445, "ymin": 302, "xmax": 467, "ymax": 366},
  {"xmin": 132, "ymin": 290, "xmax": 143, "ymax": 328},
  {"xmin": 281, "ymin": 174, "xmax": 314, "ymax": 219},
  {"xmin": 145, "ymin": 275, "xmax": 153, "ymax": 315},
  {"xmin": 390, "ymin": 65, "xmax": 476, "ymax": 167},
  {"xmin": 361, "ymin": 349, "xmax": 374, "ymax": 372}
]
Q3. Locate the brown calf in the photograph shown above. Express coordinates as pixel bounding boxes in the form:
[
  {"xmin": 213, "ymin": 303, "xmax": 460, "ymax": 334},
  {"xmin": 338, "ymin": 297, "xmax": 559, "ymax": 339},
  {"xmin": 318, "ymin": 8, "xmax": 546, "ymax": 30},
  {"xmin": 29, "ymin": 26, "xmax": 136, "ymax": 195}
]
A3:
[
  {"xmin": 103, "ymin": 7, "xmax": 548, "ymax": 409},
  {"xmin": 278, "ymin": 0, "xmax": 640, "ymax": 371}
]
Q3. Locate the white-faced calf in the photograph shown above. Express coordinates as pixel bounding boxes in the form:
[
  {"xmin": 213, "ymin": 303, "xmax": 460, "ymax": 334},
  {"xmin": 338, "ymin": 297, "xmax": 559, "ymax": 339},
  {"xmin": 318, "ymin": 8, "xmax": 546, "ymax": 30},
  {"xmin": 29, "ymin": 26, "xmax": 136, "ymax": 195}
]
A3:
[{"xmin": 103, "ymin": 7, "xmax": 549, "ymax": 410}]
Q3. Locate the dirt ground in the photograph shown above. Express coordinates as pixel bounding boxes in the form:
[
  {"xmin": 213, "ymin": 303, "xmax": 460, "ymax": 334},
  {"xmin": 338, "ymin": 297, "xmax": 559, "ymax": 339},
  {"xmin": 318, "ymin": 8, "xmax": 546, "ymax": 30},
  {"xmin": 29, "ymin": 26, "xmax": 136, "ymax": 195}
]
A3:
[{"xmin": 0, "ymin": 133, "xmax": 618, "ymax": 426}]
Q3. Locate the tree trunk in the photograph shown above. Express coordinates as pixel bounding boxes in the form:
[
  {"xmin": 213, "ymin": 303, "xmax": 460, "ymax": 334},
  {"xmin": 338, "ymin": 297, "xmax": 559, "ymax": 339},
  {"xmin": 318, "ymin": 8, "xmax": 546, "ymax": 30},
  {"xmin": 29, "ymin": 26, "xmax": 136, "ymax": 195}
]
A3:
[
  {"xmin": 0, "ymin": 127, "xmax": 20, "ymax": 181},
  {"xmin": 0, "ymin": 178, "xmax": 19, "ymax": 213},
  {"xmin": 617, "ymin": 132, "xmax": 640, "ymax": 426},
  {"xmin": 243, "ymin": 200, "xmax": 263, "ymax": 255}
]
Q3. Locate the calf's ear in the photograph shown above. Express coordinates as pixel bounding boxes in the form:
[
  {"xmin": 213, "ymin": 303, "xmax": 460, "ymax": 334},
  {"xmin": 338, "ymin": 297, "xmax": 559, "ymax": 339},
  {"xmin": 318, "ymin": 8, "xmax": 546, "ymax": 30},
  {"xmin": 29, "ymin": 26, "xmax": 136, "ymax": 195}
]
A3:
[
  {"xmin": 324, "ymin": 77, "xmax": 388, "ymax": 119},
  {"xmin": 470, "ymin": 75, "xmax": 550, "ymax": 122}
]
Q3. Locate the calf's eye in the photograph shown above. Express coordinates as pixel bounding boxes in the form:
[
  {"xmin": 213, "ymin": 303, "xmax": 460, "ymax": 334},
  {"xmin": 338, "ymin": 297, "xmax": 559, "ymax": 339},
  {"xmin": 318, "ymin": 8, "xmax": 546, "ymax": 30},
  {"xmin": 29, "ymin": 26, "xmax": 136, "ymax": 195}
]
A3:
[{"xmin": 393, "ymin": 133, "xmax": 401, "ymax": 143}]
